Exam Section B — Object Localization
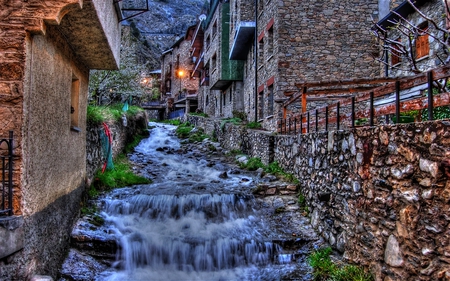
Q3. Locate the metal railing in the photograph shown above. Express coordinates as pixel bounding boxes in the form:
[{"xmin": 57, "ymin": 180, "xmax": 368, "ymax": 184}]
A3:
[
  {"xmin": 0, "ymin": 131, "xmax": 14, "ymax": 216},
  {"xmin": 279, "ymin": 68, "xmax": 450, "ymax": 135}
]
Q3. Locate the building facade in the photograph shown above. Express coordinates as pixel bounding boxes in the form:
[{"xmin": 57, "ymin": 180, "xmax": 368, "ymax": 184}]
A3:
[{"xmin": 0, "ymin": 1, "xmax": 121, "ymax": 280}]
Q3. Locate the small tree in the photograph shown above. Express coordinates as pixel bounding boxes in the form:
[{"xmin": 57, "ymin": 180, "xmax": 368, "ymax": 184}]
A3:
[{"xmin": 371, "ymin": 0, "xmax": 450, "ymax": 79}]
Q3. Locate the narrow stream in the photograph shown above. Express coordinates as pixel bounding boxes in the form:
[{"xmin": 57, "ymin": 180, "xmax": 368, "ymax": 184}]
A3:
[{"xmin": 65, "ymin": 123, "xmax": 317, "ymax": 281}]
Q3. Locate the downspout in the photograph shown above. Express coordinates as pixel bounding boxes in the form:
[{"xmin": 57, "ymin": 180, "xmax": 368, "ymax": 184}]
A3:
[{"xmin": 254, "ymin": 0, "xmax": 258, "ymax": 122}]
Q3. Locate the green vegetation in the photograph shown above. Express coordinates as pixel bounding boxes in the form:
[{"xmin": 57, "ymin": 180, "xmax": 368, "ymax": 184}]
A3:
[
  {"xmin": 87, "ymin": 104, "xmax": 144, "ymax": 125},
  {"xmin": 238, "ymin": 158, "xmax": 299, "ymax": 184},
  {"xmin": 92, "ymin": 154, "xmax": 150, "ymax": 192},
  {"xmin": 308, "ymin": 247, "xmax": 373, "ymax": 281},
  {"xmin": 232, "ymin": 110, "xmax": 247, "ymax": 120},
  {"xmin": 297, "ymin": 192, "xmax": 309, "ymax": 215},
  {"xmin": 175, "ymin": 122, "xmax": 209, "ymax": 142},
  {"xmin": 220, "ymin": 117, "xmax": 242, "ymax": 131},
  {"xmin": 124, "ymin": 131, "xmax": 149, "ymax": 153},
  {"xmin": 161, "ymin": 119, "xmax": 181, "ymax": 125},
  {"xmin": 247, "ymin": 121, "xmax": 262, "ymax": 129}
]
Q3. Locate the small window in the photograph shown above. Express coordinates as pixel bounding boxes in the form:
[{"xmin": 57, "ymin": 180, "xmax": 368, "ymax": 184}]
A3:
[
  {"xmin": 206, "ymin": 95, "xmax": 209, "ymax": 106},
  {"xmin": 212, "ymin": 53, "xmax": 217, "ymax": 70},
  {"xmin": 71, "ymin": 76, "xmax": 80, "ymax": 130},
  {"xmin": 267, "ymin": 26, "xmax": 274, "ymax": 55},
  {"xmin": 267, "ymin": 85, "xmax": 274, "ymax": 116},
  {"xmin": 415, "ymin": 22, "xmax": 429, "ymax": 59},
  {"xmin": 206, "ymin": 35, "xmax": 211, "ymax": 49},
  {"xmin": 212, "ymin": 20, "xmax": 217, "ymax": 37},
  {"xmin": 258, "ymin": 90, "xmax": 264, "ymax": 119},
  {"xmin": 258, "ymin": 38, "xmax": 264, "ymax": 66}
]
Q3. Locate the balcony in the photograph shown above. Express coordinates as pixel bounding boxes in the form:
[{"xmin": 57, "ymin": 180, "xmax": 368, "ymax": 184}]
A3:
[{"xmin": 229, "ymin": 22, "xmax": 255, "ymax": 60}]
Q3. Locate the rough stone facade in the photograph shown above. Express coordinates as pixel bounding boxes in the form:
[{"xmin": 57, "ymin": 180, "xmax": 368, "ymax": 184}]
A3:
[
  {"xmin": 383, "ymin": 0, "xmax": 447, "ymax": 77},
  {"xmin": 0, "ymin": 1, "xmax": 121, "ymax": 280},
  {"xmin": 188, "ymin": 114, "xmax": 450, "ymax": 280}
]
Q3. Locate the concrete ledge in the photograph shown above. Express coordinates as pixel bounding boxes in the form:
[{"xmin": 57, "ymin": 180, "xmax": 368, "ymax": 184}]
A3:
[{"xmin": 0, "ymin": 216, "xmax": 24, "ymax": 259}]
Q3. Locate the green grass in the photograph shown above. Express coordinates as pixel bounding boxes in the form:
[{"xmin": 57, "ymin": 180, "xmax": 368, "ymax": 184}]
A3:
[
  {"xmin": 239, "ymin": 159, "xmax": 299, "ymax": 184},
  {"xmin": 125, "ymin": 131, "xmax": 149, "ymax": 153},
  {"xmin": 87, "ymin": 104, "xmax": 144, "ymax": 125},
  {"xmin": 175, "ymin": 122, "xmax": 194, "ymax": 138},
  {"xmin": 308, "ymin": 247, "xmax": 373, "ymax": 281},
  {"xmin": 161, "ymin": 119, "xmax": 182, "ymax": 125},
  {"xmin": 92, "ymin": 154, "xmax": 150, "ymax": 192},
  {"xmin": 189, "ymin": 112, "xmax": 209, "ymax": 118},
  {"xmin": 239, "ymin": 157, "xmax": 265, "ymax": 171},
  {"xmin": 247, "ymin": 121, "xmax": 262, "ymax": 129},
  {"xmin": 220, "ymin": 117, "xmax": 242, "ymax": 131}
]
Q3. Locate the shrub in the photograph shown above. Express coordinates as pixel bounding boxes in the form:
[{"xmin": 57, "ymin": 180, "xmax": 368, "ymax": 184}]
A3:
[{"xmin": 247, "ymin": 121, "xmax": 262, "ymax": 129}]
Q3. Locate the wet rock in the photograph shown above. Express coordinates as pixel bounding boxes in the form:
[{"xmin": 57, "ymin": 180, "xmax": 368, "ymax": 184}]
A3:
[
  {"xmin": 419, "ymin": 158, "xmax": 439, "ymax": 178},
  {"xmin": 262, "ymin": 174, "xmax": 278, "ymax": 182},
  {"xmin": 218, "ymin": 172, "xmax": 228, "ymax": 179},
  {"xmin": 59, "ymin": 249, "xmax": 108, "ymax": 281},
  {"xmin": 229, "ymin": 169, "xmax": 241, "ymax": 174},
  {"xmin": 266, "ymin": 188, "xmax": 277, "ymax": 195},
  {"xmin": 273, "ymin": 198, "xmax": 285, "ymax": 210}
]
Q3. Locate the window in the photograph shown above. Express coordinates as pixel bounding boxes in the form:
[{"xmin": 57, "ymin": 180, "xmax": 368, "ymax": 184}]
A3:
[
  {"xmin": 206, "ymin": 95, "xmax": 209, "ymax": 106},
  {"xmin": 212, "ymin": 20, "xmax": 217, "ymax": 37},
  {"xmin": 229, "ymin": 87, "xmax": 232, "ymax": 103},
  {"xmin": 415, "ymin": 22, "xmax": 429, "ymax": 59},
  {"xmin": 258, "ymin": 90, "xmax": 264, "ymax": 120},
  {"xmin": 391, "ymin": 38, "xmax": 402, "ymax": 65},
  {"xmin": 267, "ymin": 85, "xmax": 274, "ymax": 116},
  {"xmin": 212, "ymin": 53, "xmax": 217, "ymax": 70},
  {"xmin": 223, "ymin": 91, "xmax": 226, "ymax": 106},
  {"xmin": 258, "ymin": 0, "xmax": 263, "ymax": 15},
  {"xmin": 70, "ymin": 76, "xmax": 80, "ymax": 130},
  {"xmin": 267, "ymin": 23, "xmax": 274, "ymax": 56},
  {"xmin": 258, "ymin": 37, "xmax": 264, "ymax": 66},
  {"xmin": 206, "ymin": 35, "xmax": 211, "ymax": 49}
]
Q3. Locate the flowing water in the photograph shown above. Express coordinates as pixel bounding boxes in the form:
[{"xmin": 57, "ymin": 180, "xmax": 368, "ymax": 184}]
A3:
[{"xmin": 74, "ymin": 123, "xmax": 316, "ymax": 281}]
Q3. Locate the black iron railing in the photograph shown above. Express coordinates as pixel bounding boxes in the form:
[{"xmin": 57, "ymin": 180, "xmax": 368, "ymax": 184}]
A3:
[
  {"xmin": 0, "ymin": 131, "xmax": 14, "ymax": 216},
  {"xmin": 279, "ymin": 69, "xmax": 450, "ymax": 135}
]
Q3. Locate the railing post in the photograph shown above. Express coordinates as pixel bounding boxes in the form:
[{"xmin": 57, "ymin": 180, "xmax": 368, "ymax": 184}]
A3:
[
  {"xmin": 284, "ymin": 118, "xmax": 287, "ymax": 134},
  {"xmin": 300, "ymin": 113, "xmax": 303, "ymax": 135},
  {"xmin": 288, "ymin": 118, "xmax": 292, "ymax": 135},
  {"xmin": 336, "ymin": 102, "xmax": 340, "ymax": 130},
  {"xmin": 325, "ymin": 106, "xmax": 329, "ymax": 132},
  {"xmin": 427, "ymin": 71, "xmax": 434, "ymax": 121},
  {"xmin": 369, "ymin": 92, "xmax": 374, "ymax": 127},
  {"xmin": 351, "ymin": 97, "xmax": 355, "ymax": 128},
  {"xmin": 8, "ymin": 131, "xmax": 13, "ymax": 216},
  {"xmin": 294, "ymin": 117, "xmax": 297, "ymax": 135},
  {"xmin": 315, "ymin": 109, "xmax": 318, "ymax": 132},
  {"xmin": 307, "ymin": 112, "xmax": 310, "ymax": 133},
  {"xmin": 395, "ymin": 81, "xmax": 400, "ymax": 124}
]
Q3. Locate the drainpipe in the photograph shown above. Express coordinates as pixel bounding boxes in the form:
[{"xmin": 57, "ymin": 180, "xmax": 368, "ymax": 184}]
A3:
[{"xmin": 254, "ymin": 0, "xmax": 258, "ymax": 122}]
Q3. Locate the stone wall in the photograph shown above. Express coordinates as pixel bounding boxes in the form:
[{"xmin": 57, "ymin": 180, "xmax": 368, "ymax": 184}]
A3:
[
  {"xmin": 188, "ymin": 114, "xmax": 450, "ymax": 280},
  {"xmin": 86, "ymin": 111, "xmax": 148, "ymax": 182}
]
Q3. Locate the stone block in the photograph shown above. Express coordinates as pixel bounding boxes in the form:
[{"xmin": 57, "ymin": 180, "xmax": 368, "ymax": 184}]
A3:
[{"xmin": 0, "ymin": 216, "xmax": 24, "ymax": 259}]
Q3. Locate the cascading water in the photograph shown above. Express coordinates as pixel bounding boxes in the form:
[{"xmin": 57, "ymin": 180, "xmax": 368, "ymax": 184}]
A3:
[{"xmin": 87, "ymin": 123, "xmax": 314, "ymax": 281}]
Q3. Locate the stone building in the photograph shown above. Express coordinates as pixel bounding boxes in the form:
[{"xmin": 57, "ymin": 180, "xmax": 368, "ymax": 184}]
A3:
[
  {"xmin": 191, "ymin": 0, "xmax": 381, "ymax": 130},
  {"xmin": 376, "ymin": 0, "xmax": 448, "ymax": 77},
  {"xmin": 160, "ymin": 25, "xmax": 200, "ymax": 118},
  {"xmin": 0, "ymin": 1, "xmax": 121, "ymax": 280},
  {"xmin": 198, "ymin": 0, "xmax": 246, "ymax": 119}
]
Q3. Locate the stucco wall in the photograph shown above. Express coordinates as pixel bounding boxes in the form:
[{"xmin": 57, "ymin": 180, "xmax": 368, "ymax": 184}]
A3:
[{"xmin": 188, "ymin": 114, "xmax": 450, "ymax": 280}]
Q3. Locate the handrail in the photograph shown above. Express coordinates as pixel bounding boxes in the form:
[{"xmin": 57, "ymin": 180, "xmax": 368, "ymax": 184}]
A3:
[{"xmin": 0, "ymin": 131, "xmax": 14, "ymax": 216}]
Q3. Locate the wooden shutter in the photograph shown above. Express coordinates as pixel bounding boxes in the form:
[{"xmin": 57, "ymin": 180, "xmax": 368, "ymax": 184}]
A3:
[{"xmin": 416, "ymin": 23, "xmax": 429, "ymax": 59}]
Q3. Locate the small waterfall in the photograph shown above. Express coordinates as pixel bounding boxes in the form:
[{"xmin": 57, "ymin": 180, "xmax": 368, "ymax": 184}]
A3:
[{"xmin": 92, "ymin": 123, "xmax": 307, "ymax": 281}]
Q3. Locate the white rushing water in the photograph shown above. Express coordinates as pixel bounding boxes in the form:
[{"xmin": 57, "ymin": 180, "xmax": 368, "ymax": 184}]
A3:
[{"xmin": 95, "ymin": 123, "xmax": 304, "ymax": 281}]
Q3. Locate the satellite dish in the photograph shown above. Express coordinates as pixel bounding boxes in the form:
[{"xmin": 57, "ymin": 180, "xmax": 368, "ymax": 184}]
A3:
[{"xmin": 199, "ymin": 14, "xmax": 207, "ymax": 21}]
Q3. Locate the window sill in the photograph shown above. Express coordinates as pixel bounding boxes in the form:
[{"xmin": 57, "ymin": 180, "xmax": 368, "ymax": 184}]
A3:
[
  {"xmin": 258, "ymin": 64, "xmax": 264, "ymax": 71},
  {"xmin": 266, "ymin": 115, "xmax": 274, "ymax": 119},
  {"xmin": 70, "ymin": 126, "xmax": 81, "ymax": 133},
  {"xmin": 266, "ymin": 54, "xmax": 274, "ymax": 62},
  {"xmin": 257, "ymin": 119, "xmax": 265, "ymax": 122},
  {"xmin": 415, "ymin": 55, "xmax": 429, "ymax": 63}
]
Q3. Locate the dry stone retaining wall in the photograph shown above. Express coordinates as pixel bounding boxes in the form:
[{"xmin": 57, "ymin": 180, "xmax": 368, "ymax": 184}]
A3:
[{"xmin": 188, "ymin": 114, "xmax": 450, "ymax": 280}]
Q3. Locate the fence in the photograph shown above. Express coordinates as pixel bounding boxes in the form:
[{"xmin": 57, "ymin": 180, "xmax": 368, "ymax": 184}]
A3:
[
  {"xmin": 0, "ymin": 131, "xmax": 14, "ymax": 216},
  {"xmin": 278, "ymin": 66, "xmax": 450, "ymax": 135},
  {"xmin": 168, "ymin": 108, "xmax": 185, "ymax": 119}
]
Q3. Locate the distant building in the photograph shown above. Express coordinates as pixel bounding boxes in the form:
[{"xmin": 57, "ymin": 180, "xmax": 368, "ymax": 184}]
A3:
[
  {"xmin": 0, "ymin": 1, "xmax": 121, "ymax": 280},
  {"xmin": 160, "ymin": 24, "xmax": 201, "ymax": 118}
]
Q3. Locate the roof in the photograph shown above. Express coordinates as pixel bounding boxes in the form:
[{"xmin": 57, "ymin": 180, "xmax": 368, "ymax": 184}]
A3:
[{"xmin": 376, "ymin": 0, "xmax": 429, "ymax": 30}]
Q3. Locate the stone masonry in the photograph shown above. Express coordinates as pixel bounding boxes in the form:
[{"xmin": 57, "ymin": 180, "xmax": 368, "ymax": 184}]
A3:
[{"xmin": 188, "ymin": 114, "xmax": 450, "ymax": 280}]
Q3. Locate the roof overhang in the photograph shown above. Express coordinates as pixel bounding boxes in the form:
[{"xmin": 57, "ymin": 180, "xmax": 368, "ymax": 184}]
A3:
[
  {"xmin": 229, "ymin": 22, "xmax": 255, "ymax": 60},
  {"xmin": 210, "ymin": 80, "xmax": 232, "ymax": 90},
  {"xmin": 375, "ymin": 0, "xmax": 428, "ymax": 30}
]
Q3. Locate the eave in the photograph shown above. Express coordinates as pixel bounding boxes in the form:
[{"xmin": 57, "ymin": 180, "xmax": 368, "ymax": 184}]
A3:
[{"xmin": 375, "ymin": 0, "xmax": 428, "ymax": 30}]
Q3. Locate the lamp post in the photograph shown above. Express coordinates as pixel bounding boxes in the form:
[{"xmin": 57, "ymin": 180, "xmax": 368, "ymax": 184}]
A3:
[{"xmin": 178, "ymin": 70, "xmax": 184, "ymax": 94}]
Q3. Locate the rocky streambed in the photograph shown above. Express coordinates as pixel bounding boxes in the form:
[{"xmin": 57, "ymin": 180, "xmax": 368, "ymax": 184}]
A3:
[{"xmin": 59, "ymin": 122, "xmax": 321, "ymax": 281}]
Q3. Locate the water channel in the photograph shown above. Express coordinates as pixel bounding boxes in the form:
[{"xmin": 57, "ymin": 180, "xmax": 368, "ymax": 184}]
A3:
[{"xmin": 61, "ymin": 123, "xmax": 319, "ymax": 281}]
